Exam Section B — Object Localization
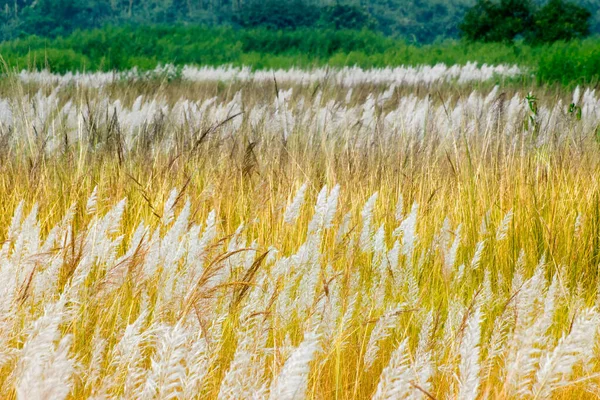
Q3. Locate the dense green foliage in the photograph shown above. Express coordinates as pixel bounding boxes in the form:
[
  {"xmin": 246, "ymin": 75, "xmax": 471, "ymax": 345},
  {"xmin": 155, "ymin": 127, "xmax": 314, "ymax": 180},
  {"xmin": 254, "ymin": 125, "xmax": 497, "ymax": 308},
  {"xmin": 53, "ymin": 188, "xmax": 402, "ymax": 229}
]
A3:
[
  {"xmin": 532, "ymin": 0, "xmax": 593, "ymax": 43},
  {"xmin": 232, "ymin": 1, "xmax": 321, "ymax": 30},
  {"xmin": 318, "ymin": 4, "xmax": 377, "ymax": 30},
  {"xmin": 460, "ymin": 0, "xmax": 534, "ymax": 42},
  {"xmin": 460, "ymin": 0, "xmax": 591, "ymax": 43},
  {"xmin": 0, "ymin": 0, "xmax": 599, "ymax": 43},
  {"xmin": 1, "ymin": 25, "xmax": 599, "ymax": 86},
  {"xmin": 233, "ymin": 2, "xmax": 375, "ymax": 31}
]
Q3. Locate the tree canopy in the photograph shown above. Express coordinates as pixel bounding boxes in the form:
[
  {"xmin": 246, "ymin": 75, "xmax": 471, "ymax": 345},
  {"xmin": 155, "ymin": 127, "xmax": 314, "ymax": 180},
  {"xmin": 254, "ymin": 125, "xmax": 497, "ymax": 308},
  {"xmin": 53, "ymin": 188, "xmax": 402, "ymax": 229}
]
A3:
[
  {"xmin": 460, "ymin": 0, "xmax": 592, "ymax": 43},
  {"xmin": 0, "ymin": 0, "xmax": 597, "ymax": 43}
]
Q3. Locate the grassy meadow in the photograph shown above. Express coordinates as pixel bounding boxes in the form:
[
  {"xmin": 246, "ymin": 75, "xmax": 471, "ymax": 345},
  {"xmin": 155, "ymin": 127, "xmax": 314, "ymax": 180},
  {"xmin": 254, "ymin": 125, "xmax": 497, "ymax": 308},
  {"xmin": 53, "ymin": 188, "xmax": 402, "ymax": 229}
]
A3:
[
  {"xmin": 0, "ymin": 64, "xmax": 600, "ymax": 399},
  {"xmin": 1, "ymin": 26, "xmax": 599, "ymax": 85}
]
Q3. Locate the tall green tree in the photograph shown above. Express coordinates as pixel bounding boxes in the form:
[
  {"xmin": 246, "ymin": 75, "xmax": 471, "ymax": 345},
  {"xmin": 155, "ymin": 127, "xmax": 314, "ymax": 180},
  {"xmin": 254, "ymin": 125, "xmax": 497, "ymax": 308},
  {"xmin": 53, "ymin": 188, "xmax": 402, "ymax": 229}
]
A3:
[
  {"xmin": 234, "ymin": 0, "xmax": 319, "ymax": 29},
  {"xmin": 0, "ymin": 0, "xmax": 597, "ymax": 43},
  {"xmin": 531, "ymin": 0, "xmax": 591, "ymax": 42},
  {"xmin": 460, "ymin": 0, "xmax": 592, "ymax": 43},
  {"xmin": 460, "ymin": 0, "xmax": 533, "ymax": 42},
  {"xmin": 318, "ymin": 4, "xmax": 376, "ymax": 30},
  {"xmin": 17, "ymin": 0, "xmax": 111, "ymax": 37}
]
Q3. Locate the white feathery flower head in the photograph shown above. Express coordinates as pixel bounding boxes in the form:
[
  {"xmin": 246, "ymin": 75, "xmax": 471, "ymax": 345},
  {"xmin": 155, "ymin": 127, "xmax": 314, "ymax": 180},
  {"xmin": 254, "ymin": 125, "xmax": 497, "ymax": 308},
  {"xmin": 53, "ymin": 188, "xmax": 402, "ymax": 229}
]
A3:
[
  {"xmin": 162, "ymin": 188, "xmax": 179, "ymax": 226},
  {"xmin": 284, "ymin": 183, "xmax": 308, "ymax": 225},
  {"xmin": 372, "ymin": 339, "xmax": 413, "ymax": 400},
  {"xmin": 496, "ymin": 209, "xmax": 513, "ymax": 242},
  {"xmin": 399, "ymin": 202, "xmax": 419, "ymax": 259},
  {"xmin": 457, "ymin": 307, "xmax": 483, "ymax": 400},
  {"xmin": 269, "ymin": 332, "xmax": 320, "ymax": 400},
  {"xmin": 360, "ymin": 192, "xmax": 378, "ymax": 252},
  {"xmin": 471, "ymin": 240, "xmax": 485, "ymax": 270},
  {"xmin": 86, "ymin": 186, "xmax": 99, "ymax": 215}
]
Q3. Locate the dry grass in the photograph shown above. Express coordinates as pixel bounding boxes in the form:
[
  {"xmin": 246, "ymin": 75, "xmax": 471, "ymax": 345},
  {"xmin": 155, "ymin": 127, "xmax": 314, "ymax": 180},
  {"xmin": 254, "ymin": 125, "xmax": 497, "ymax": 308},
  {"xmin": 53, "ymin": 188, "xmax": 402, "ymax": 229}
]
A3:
[{"xmin": 0, "ymin": 74, "xmax": 599, "ymax": 399}]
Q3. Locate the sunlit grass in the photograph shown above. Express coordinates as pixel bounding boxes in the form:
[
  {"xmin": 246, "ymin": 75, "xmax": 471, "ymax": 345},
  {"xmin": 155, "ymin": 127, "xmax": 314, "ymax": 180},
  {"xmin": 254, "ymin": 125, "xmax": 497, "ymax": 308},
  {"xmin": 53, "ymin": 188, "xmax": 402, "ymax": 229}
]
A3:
[{"xmin": 0, "ymin": 74, "xmax": 599, "ymax": 399}]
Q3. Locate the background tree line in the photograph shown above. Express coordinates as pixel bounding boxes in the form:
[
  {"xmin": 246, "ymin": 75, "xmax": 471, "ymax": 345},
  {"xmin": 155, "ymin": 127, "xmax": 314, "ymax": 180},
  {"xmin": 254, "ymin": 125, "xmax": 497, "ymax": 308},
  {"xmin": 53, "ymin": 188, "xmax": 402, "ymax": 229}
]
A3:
[
  {"xmin": 1, "ymin": 24, "xmax": 598, "ymax": 86},
  {"xmin": 0, "ymin": 0, "xmax": 598, "ymax": 43}
]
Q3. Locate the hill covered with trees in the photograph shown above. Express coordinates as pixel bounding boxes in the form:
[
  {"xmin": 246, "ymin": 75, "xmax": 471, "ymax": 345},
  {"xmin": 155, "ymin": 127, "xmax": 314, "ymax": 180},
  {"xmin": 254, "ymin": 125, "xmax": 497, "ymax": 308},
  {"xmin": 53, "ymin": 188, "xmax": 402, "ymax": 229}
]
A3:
[{"xmin": 0, "ymin": 0, "xmax": 598, "ymax": 43}]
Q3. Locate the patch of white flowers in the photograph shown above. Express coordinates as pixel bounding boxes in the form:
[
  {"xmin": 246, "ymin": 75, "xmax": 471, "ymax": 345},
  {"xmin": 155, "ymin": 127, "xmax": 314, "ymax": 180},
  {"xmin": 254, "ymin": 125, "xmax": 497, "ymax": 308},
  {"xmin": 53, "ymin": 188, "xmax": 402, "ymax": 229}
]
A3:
[
  {"xmin": 0, "ymin": 184, "xmax": 597, "ymax": 399},
  {"xmin": 1, "ymin": 78, "xmax": 598, "ymax": 159}
]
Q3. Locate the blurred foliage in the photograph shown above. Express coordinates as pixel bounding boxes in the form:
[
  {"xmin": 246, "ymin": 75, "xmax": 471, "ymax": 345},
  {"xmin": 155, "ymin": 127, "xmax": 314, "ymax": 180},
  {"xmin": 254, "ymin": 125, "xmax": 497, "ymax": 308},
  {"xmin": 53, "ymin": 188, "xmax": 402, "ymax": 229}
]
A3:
[
  {"xmin": 0, "ymin": 0, "xmax": 597, "ymax": 43},
  {"xmin": 461, "ymin": 0, "xmax": 592, "ymax": 43},
  {"xmin": 460, "ymin": 0, "xmax": 534, "ymax": 42},
  {"xmin": 318, "ymin": 4, "xmax": 378, "ymax": 30},
  {"xmin": 232, "ymin": 1, "xmax": 376, "ymax": 31},
  {"xmin": 532, "ymin": 0, "xmax": 592, "ymax": 43},
  {"xmin": 1, "ymin": 25, "xmax": 599, "ymax": 86},
  {"xmin": 233, "ymin": 1, "xmax": 321, "ymax": 30}
]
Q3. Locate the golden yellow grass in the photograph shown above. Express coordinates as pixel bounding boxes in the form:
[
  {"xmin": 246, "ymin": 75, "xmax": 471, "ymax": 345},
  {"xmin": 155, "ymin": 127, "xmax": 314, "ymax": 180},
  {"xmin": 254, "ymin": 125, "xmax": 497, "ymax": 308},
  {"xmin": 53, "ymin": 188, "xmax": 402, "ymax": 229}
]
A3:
[{"xmin": 0, "ymin": 78, "xmax": 599, "ymax": 399}]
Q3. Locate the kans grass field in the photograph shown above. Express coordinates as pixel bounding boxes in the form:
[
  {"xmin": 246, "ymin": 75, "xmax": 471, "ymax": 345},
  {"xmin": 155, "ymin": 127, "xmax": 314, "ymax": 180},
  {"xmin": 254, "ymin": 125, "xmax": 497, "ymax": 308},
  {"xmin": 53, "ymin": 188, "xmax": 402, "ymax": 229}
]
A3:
[{"xmin": 1, "ymin": 63, "xmax": 600, "ymax": 399}]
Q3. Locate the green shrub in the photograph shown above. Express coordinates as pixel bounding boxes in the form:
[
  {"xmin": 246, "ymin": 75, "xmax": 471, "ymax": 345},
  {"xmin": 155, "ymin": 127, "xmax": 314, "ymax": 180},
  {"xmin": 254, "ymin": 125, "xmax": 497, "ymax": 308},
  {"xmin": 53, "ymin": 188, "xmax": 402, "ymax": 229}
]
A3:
[{"xmin": 537, "ymin": 40, "xmax": 600, "ymax": 85}]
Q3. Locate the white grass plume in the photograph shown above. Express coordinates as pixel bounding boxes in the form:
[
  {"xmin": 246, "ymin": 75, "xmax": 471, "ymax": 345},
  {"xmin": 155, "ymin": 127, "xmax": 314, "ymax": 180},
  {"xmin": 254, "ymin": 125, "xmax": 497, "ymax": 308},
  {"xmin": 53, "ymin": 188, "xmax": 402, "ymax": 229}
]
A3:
[
  {"xmin": 532, "ymin": 308, "xmax": 599, "ymax": 399},
  {"xmin": 182, "ymin": 336, "xmax": 210, "ymax": 399},
  {"xmin": 457, "ymin": 307, "xmax": 483, "ymax": 400},
  {"xmin": 471, "ymin": 240, "xmax": 485, "ymax": 270},
  {"xmin": 162, "ymin": 188, "xmax": 179, "ymax": 226},
  {"xmin": 360, "ymin": 192, "xmax": 378, "ymax": 252},
  {"xmin": 284, "ymin": 183, "xmax": 308, "ymax": 225},
  {"xmin": 399, "ymin": 203, "xmax": 419, "ymax": 260},
  {"xmin": 495, "ymin": 209, "xmax": 513, "ymax": 242},
  {"xmin": 141, "ymin": 324, "xmax": 188, "ymax": 400},
  {"xmin": 372, "ymin": 339, "xmax": 413, "ymax": 400},
  {"xmin": 86, "ymin": 186, "xmax": 99, "ymax": 215},
  {"xmin": 364, "ymin": 305, "xmax": 404, "ymax": 369},
  {"xmin": 15, "ymin": 294, "xmax": 73, "ymax": 400},
  {"xmin": 395, "ymin": 193, "xmax": 404, "ymax": 222},
  {"xmin": 324, "ymin": 184, "xmax": 340, "ymax": 229},
  {"xmin": 269, "ymin": 332, "xmax": 320, "ymax": 400}
]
